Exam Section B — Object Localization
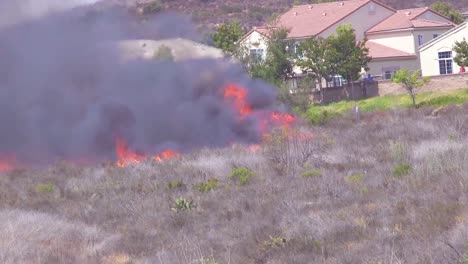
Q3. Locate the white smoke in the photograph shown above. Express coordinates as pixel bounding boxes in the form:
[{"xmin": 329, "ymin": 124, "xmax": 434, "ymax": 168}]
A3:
[{"xmin": 0, "ymin": 0, "xmax": 102, "ymax": 29}]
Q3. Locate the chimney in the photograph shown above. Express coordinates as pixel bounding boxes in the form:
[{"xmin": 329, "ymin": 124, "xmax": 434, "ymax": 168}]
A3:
[
  {"xmin": 308, "ymin": 5, "xmax": 313, "ymax": 10},
  {"xmin": 405, "ymin": 11, "xmax": 412, "ymax": 16},
  {"xmin": 323, "ymin": 12, "xmax": 327, "ymax": 16},
  {"xmin": 293, "ymin": 12, "xmax": 298, "ymax": 16},
  {"xmin": 339, "ymin": 2, "xmax": 344, "ymax": 6}
]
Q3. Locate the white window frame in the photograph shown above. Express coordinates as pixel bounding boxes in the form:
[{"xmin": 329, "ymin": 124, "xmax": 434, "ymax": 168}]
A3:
[{"xmin": 438, "ymin": 51, "xmax": 453, "ymax": 75}]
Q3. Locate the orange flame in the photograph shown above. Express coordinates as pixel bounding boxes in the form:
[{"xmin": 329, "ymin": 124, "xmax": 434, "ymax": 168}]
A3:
[
  {"xmin": 223, "ymin": 83, "xmax": 253, "ymax": 117},
  {"xmin": 0, "ymin": 155, "xmax": 16, "ymax": 173},
  {"xmin": 270, "ymin": 112, "xmax": 297, "ymax": 127},
  {"xmin": 248, "ymin": 144, "xmax": 261, "ymax": 152},
  {"xmin": 154, "ymin": 149, "xmax": 180, "ymax": 162},
  {"xmin": 115, "ymin": 137, "xmax": 146, "ymax": 167}
]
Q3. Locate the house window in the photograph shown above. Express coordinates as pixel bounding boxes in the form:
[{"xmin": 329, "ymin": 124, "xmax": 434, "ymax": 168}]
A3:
[
  {"xmin": 384, "ymin": 71, "xmax": 395, "ymax": 80},
  {"xmin": 250, "ymin": 49, "xmax": 264, "ymax": 63},
  {"xmin": 418, "ymin": 35, "xmax": 423, "ymax": 46},
  {"xmin": 382, "ymin": 66, "xmax": 400, "ymax": 80},
  {"xmin": 438, "ymin": 51, "xmax": 453, "ymax": 75},
  {"xmin": 433, "ymin": 34, "xmax": 439, "ymax": 39}
]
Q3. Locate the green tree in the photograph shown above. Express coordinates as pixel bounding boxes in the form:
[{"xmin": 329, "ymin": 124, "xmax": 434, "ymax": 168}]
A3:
[
  {"xmin": 431, "ymin": 1, "xmax": 463, "ymax": 24},
  {"xmin": 391, "ymin": 70, "xmax": 430, "ymax": 107},
  {"xmin": 249, "ymin": 28, "xmax": 294, "ymax": 86},
  {"xmin": 297, "ymin": 37, "xmax": 336, "ymax": 102},
  {"xmin": 212, "ymin": 22, "xmax": 245, "ymax": 54},
  {"xmin": 453, "ymin": 38, "xmax": 468, "ymax": 67},
  {"xmin": 328, "ymin": 24, "xmax": 370, "ymax": 100}
]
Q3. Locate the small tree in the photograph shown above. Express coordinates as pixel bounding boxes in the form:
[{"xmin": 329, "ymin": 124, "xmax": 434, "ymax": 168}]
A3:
[
  {"xmin": 391, "ymin": 70, "xmax": 430, "ymax": 107},
  {"xmin": 453, "ymin": 38, "xmax": 468, "ymax": 67},
  {"xmin": 431, "ymin": 1, "xmax": 463, "ymax": 25},
  {"xmin": 153, "ymin": 45, "xmax": 174, "ymax": 61},
  {"xmin": 328, "ymin": 24, "xmax": 370, "ymax": 100},
  {"xmin": 212, "ymin": 22, "xmax": 245, "ymax": 54},
  {"xmin": 249, "ymin": 28, "xmax": 294, "ymax": 86},
  {"xmin": 297, "ymin": 37, "xmax": 336, "ymax": 102}
]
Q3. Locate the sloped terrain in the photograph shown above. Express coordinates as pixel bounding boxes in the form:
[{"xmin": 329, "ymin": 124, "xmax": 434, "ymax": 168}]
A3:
[
  {"xmin": 1, "ymin": 104, "xmax": 467, "ymax": 263},
  {"xmin": 91, "ymin": 0, "xmax": 467, "ymax": 28}
]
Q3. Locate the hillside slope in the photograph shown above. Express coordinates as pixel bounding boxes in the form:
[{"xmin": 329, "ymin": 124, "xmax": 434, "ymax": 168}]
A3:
[
  {"xmin": 1, "ymin": 103, "xmax": 467, "ymax": 263},
  {"xmin": 92, "ymin": 0, "xmax": 467, "ymax": 28}
]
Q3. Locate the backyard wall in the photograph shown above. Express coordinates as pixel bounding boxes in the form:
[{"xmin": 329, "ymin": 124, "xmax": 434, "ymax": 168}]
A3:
[{"xmin": 311, "ymin": 73, "xmax": 468, "ymax": 104}]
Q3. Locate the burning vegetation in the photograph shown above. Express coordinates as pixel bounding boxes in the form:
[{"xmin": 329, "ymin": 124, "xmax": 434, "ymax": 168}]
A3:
[{"xmin": 0, "ymin": 2, "xmax": 296, "ymax": 171}]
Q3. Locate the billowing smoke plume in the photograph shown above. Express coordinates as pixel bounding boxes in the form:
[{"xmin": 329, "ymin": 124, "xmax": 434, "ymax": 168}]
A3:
[{"xmin": 0, "ymin": 1, "xmax": 277, "ymax": 165}]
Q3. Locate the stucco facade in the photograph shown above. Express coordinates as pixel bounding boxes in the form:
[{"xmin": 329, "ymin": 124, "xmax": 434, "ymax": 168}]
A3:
[
  {"xmin": 419, "ymin": 23, "xmax": 468, "ymax": 76},
  {"xmin": 318, "ymin": 1, "xmax": 394, "ymax": 40},
  {"xmin": 367, "ymin": 30, "xmax": 415, "ymax": 53},
  {"xmin": 367, "ymin": 57, "xmax": 419, "ymax": 78},
  {"xmin": 238, "ymin": 30, "xmax": 269, "ymax": 60}
]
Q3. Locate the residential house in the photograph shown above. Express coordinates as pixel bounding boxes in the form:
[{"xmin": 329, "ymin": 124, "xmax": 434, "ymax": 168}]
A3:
[
  {"xmin": 419, "ymin": 22, "xmax": 467, "ymax": 76},
  {"xmin": 365, "ymin": 7, "xmax": 454, "ymax": 79},
  {"xmin": 239, "ymin": 0, "xmax": 455, "ymax": 85}
]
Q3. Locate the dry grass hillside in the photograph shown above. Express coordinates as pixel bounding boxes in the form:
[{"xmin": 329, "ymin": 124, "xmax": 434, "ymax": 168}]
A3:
[
  {"xmin": 91, "ymin": 0, "xmax": 468, "ymax": 28},
  {"xmin": 1, "ymin": 103, "xmax": 467, "ymax": 263}
]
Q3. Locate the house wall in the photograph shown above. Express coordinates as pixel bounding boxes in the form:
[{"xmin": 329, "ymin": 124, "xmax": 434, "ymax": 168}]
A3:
[
  {"xmin": 239, "ymin": 31, "xmax": 269, "ymax": 56},
  {"xmin": 419, "ymin": 24, "xmax": 468, "ymax": 76},
  {"xmin": 319, "ymin": 1, "xmax": 394, "ymax": 40},
  {"xmin": 368, "ymin": 57, "xmax": 420, "ymax": 78},
  {"xmin": 367, "ymin": 31, "xmax": 415, "ymax": 53},
  {"xmin": 412, "ymin": 28, "xmax": 453, "ymax": 52}
]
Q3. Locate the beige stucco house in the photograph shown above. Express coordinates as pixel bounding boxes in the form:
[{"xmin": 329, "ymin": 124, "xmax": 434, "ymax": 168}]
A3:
[
  {"xmin": 365, "ymin": 7, "xmax": 454, "ymax": 79},
  {"xmin": 419, "ymin": 22, "xmax": 467, "ymax": 76},
  {"xmin": 239, "ymin": 0, "xmax": 455, "ymax": 83}
]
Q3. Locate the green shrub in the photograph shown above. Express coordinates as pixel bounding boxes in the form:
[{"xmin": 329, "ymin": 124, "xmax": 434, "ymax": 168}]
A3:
[
  {"xmin": 220, "ymin": 4, "xmax": 243, "ymax": 13},
  {"xmin": 229, "ymin": 167, "xmax": 254, "ymax": 186},
  {"xmin": 301, "ymin": 170, "xmax": 322, "ymax": 178},
  {"xmin": 194, "ymin": 178, "xmax": 218, "ymax": 193},
  {"xmin": 153, "ymin": 45, "xmax": 174, "ymax": 61},
  {"xmin": 166, "ymin": 180, "xmax": 184, "ymax": 190},
  {"xmin": 345, "ymin": 173, "xmax": 364, "ymax": 183},
  {"xmin": 448, "ymin": 134, "xmax": 458, "ymax": 141},
  {"xmin": 35, "ymin": 183, "xmax": 54, "ymax": 193},
  {"xmin": 172, "ymin": 197, "xmax": 194, "ymax": 212},
  {"xmin": 140, "ymin": 0, "xmax": 163, "ymax": 14},
  {"xmin": 393, "ymin": 163, "xmax": 412, "ymax": 177}
]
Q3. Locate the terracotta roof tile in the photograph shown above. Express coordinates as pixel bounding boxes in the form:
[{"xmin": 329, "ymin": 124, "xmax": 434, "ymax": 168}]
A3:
[
  {"xmin": 366, "ymin": 41, "xmax": 417, "ymax": 59},
  {"xmin": 277, "ymin": 0, "xmax": 375, "ymax": 39},
  {"xmin": 367, "ymin": 8, "xmax": 454, "ymax": 33}
]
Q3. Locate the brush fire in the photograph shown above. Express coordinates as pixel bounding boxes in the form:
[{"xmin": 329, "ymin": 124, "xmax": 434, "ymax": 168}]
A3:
[{"xmin": 0, "ymin": 2, "xmax": 304, "ymax": 172}]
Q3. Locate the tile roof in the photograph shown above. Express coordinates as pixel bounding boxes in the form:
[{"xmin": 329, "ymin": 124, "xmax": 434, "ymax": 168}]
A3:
[
  {"xmin": 238, "ymin": 26, "xmax": 276, "ymax": 43},
  {"xmin": 366, "ymin": 41, "xmax": 417, "ymax": 59},
  {"xmin": 367, "ymin": 8, "xmax": 454, "ymax": 33},
  {"xmin": 277, "ymin": 0, "xmax": 383, "ymax": 39}
]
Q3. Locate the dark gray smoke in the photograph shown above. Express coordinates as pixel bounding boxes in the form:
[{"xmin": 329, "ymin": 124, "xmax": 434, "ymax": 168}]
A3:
[{"xmin": 0, "ymin": 1, "xmax": 277, "ymax": 165}]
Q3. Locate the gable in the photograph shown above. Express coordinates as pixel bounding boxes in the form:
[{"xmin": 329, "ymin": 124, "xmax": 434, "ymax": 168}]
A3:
[
  {"xmin": 414, "ymin": 10, "xmax": 453, "ymax": 24},
  {"xmin": 277, "ymin": 0, "xmax": 395, "ymax": 39}
]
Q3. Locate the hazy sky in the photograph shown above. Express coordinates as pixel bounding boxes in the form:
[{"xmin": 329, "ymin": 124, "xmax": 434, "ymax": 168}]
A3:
[{"xmin": 0, "ymin": 0, "xmax": 102, "ymax": 28}]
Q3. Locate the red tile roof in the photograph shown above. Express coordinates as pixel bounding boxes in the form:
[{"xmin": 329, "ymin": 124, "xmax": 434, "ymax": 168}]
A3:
[
  {"xmin": 367, "ymin": 8, "xmax": 454, "ymax": 33},
  {"xmin": 277, "ymin": 0, "xmax": 392, "ymax": 39},
  {"xmin": 366, "ymin": 41, "xmax": 417, "ymax": 59}
]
